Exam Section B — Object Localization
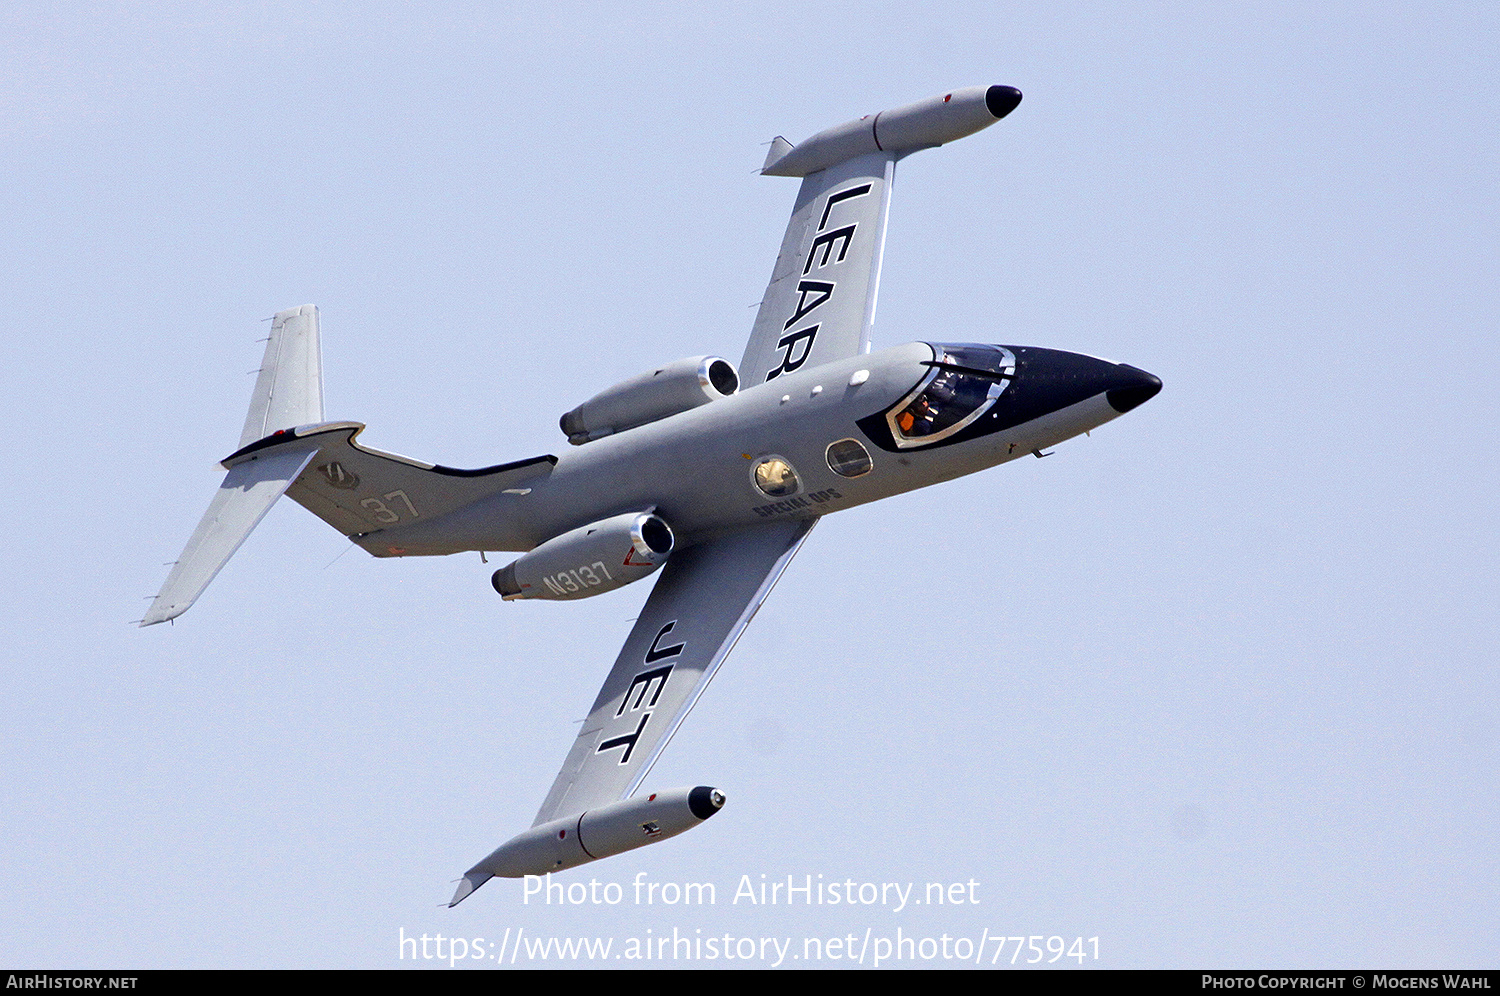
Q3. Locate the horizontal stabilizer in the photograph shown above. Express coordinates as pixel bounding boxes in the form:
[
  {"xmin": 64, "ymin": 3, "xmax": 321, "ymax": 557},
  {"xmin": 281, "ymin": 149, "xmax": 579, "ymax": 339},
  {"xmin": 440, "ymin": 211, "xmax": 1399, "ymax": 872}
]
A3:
[
  {"xmin": 241, "ymin": 305, "xmax": 323, "ymax": 448},
  {"xmin": 140, "ymin": 447, "xmax": 319, "ymax": 626}
]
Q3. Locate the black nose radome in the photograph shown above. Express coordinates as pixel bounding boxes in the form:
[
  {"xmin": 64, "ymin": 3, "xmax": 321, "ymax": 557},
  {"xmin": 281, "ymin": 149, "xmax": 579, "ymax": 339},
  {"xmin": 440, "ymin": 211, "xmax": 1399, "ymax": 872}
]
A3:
[
  {"xmin": 985, "ymin": 85, "xmax": 1023, "ymax": 120},
  {"xmin": 1106, "ymin": 365, "xmax": 1163, "ymax": 413}
]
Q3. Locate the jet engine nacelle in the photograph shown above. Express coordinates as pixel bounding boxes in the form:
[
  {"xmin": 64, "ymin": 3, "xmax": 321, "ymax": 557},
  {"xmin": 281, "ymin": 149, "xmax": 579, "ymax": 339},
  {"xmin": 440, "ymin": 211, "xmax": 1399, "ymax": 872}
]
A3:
[
  {"xmin": 492, "ymin": 511, "xmax": 674, "ymax": 601},
  {"xmin": 560, "ymin": 355, "xmax": 739, "ymax": 445}
]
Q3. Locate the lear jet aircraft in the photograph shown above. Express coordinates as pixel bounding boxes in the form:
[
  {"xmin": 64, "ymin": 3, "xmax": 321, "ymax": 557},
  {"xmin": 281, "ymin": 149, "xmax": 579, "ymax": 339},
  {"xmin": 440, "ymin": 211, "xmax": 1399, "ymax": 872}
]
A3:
[{"xmin": 141, "ymin": 85, "xmax": 1160, "ymax": 905}]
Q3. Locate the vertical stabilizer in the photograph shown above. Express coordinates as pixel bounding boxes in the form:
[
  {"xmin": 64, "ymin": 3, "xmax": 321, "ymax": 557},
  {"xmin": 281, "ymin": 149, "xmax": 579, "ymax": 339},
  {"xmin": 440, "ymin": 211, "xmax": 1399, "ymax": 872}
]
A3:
[
  {"xmin": 142, "ymin": 305, "xmax": 329, "ymax": 627},
  {"xmin": 241, "ymin": 305, "xmax": 323, "ymax": 448}
]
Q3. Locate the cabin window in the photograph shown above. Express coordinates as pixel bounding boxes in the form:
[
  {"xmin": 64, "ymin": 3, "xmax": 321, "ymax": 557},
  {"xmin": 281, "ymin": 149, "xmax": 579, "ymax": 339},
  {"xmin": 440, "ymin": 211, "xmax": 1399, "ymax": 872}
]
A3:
[
  {"xmin": 826, "ymin": 439, "xmax": 873, "ymax": 478},
  {"xmin": 751, "ymin": 456, "xmax": 800, "ymax": 497}
]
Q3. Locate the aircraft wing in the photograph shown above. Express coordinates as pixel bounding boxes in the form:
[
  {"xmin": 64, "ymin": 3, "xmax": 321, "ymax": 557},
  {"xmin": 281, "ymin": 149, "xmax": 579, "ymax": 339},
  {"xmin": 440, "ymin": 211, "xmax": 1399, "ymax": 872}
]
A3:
[
  {"xmin": 532, "ymin": 518, "xmax": 817, "ymax": 826},
  {"xmin": 739, "ymin": 152, "xmax": 897, "ymax": 387},
  {"xmin": 741, "ymin": 86, "xmax": 1022, "ymax": 388}
]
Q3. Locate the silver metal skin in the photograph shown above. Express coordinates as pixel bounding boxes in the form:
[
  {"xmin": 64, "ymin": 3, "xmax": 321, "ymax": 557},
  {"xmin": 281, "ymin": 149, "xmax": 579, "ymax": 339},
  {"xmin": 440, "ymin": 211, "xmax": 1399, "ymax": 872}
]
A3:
[
  {"xmin": 140, "ymin": 85, "xmax": 1162, "ymax": 905},
  {"xmin": 495, "ymin": 511, "xmax": 674, "ymax": 601},
  {"xmin": 354, "ymin": 343, "xmax": 1137, "ymax": 558},
  {"xmin": 239, "ymin": 305, "xmax": 323, "ymax": 450},
  {"xmin": 450, "ymin": 786, "xmax": 725, "ymax": 904},
  {"xmin": 559, "ymin": 354, "xmax": 738, "ymax": 445},
  {"xmin": 760, "ymin": 85, "xmax": 1019, "ymax": 178}
]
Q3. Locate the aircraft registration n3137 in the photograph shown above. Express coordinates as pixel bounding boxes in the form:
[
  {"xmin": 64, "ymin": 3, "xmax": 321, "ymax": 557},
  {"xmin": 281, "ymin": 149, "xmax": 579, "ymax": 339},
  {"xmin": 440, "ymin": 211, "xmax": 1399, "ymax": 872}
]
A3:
[{"xmin": 140, "ymin": 84, "xmax": 1161, "ymax": 906}]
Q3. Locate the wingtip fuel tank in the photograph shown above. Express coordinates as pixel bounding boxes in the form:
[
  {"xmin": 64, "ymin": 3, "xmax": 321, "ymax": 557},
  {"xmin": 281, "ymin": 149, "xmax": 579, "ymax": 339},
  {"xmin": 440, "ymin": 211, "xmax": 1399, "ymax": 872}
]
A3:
[
  {"xmin": 449, "ymin": 786, "xmax": 725, "ymax": 906},
  {"xmin": 761, "ymin": 84, "xmax": 1022, "ymax": 177}
]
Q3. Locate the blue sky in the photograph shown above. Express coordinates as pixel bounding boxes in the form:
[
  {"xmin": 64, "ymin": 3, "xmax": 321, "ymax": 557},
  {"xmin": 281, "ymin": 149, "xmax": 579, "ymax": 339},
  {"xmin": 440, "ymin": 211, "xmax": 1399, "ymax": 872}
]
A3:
[{"xmin": 3, "ymin": 2, "xmax": 1496, "ymax": 968}]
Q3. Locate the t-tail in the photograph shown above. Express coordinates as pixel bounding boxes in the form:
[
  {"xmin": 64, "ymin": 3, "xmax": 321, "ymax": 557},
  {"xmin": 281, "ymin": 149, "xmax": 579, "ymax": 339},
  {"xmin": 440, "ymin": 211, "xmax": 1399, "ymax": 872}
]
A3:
[{"xmin": 139, "ymin": 306, "xmax": 554, "ymax": 626}]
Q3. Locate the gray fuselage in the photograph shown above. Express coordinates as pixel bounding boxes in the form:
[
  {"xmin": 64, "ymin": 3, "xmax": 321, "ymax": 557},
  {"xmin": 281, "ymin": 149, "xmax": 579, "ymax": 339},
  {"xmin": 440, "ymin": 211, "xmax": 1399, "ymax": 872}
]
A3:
[{"xmin": 368, "ymin": 341, "xmax": 1160, "ymax": 556}]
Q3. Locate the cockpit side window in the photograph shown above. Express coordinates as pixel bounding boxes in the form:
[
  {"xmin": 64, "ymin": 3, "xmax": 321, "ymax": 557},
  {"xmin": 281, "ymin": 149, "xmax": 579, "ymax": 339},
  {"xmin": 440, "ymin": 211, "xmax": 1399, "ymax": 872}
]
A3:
[
  {"xmin": 893, "ymin": 365, "xmax": 993, "ymax": 438},
  {"xmin": 884, "ymin": 344, "xmax": 1017, "ymax": 449}
]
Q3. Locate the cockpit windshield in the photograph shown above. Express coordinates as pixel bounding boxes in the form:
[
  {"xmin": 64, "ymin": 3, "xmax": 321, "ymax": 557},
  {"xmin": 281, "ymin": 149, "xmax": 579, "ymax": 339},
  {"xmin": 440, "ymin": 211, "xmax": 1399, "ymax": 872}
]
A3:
[{"xmin": 885, "ymin": 344, "xmax": 1017, "ymax": 448}]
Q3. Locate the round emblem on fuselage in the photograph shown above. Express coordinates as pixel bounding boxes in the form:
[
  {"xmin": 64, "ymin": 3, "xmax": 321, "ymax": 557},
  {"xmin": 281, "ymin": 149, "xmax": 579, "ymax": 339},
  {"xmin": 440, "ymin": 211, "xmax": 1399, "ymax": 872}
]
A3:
[{"xmin": 317, "ymin": 462, "xmax": 360, "ymax": 490}]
